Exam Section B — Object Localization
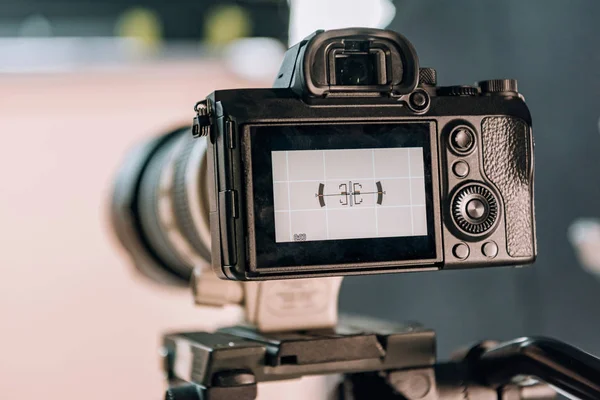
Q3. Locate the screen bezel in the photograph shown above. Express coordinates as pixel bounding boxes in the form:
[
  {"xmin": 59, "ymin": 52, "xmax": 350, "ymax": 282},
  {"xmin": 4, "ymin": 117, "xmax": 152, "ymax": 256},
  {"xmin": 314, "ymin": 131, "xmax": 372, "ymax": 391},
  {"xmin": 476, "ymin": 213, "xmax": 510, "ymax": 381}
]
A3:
[{"xmin": 243, "ymin": 121, "xmax": 443, "ymax": 273}]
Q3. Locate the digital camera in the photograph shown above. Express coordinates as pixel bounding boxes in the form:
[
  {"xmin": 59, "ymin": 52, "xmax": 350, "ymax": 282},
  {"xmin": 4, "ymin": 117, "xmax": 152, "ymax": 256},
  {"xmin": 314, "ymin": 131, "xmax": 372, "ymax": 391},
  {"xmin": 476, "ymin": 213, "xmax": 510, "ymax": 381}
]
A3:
[{"xmin": 112, "ymin": 28, "xmax": 535, "ymax": 284}]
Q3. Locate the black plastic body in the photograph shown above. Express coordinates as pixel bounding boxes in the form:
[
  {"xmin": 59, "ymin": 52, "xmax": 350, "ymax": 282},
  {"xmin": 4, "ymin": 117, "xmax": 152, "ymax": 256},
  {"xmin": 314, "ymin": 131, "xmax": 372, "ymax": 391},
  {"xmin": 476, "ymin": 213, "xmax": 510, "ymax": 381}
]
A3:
[
  {"xmin": 206, "ymin": 88, "xmax": 534, "ymax": 280},
  {"xmin": 206, "ymin": 28, "xmax": 535, "ymax": 280}
]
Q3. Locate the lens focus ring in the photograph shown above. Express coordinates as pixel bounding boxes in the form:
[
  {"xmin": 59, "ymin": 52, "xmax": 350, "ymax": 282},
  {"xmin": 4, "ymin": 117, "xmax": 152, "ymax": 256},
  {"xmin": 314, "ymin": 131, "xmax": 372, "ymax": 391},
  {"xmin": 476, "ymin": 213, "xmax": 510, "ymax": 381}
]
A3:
[
  {"xmin": 171, "ymin": 132, "xmax": 211, "ymax": 261},
  {"xmin": 137, "ymin": 132, "xmax": 193, "ymax": 277},
  {"xmin": 135, "ymin": 128, "xmax": 212, "ymax": 282}
]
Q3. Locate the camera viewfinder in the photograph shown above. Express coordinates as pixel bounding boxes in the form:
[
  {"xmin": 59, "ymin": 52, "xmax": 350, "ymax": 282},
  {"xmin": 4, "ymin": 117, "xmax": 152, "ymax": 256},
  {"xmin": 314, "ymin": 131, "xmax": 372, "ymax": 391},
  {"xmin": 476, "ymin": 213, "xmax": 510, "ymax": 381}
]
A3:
[{"xmin": 331, "ymin": 40, "xmax": 386, "ymax": 86}]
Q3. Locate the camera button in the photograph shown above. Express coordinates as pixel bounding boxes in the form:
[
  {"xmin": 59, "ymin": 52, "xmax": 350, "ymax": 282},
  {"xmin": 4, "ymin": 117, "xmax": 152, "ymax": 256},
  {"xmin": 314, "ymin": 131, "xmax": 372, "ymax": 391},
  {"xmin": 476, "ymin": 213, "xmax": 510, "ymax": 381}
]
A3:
[
  {"xmin": 408, "ymin": 89, "xmax": 430, "ymax": 112},
  {"xmin": 449, "ymin": 126, "xmax": 475, "ymax": 154},
  {"xmin": 452, "ymin": 161, "xmax": 469, "ymax": 178},
  {"xmin": 482, "ymin": 241, "xmax": 499, "ymax": 258},
  {"xmin": 466, "ymin": 199, "xmax": 486, "ymax": 220},
  {"xmin": 453, "ymin": 243, "xmax": 470, "ymax": 260},
  {"xmin": 451, "ymin": 184, "xmax": 499, "ymax": 236}
]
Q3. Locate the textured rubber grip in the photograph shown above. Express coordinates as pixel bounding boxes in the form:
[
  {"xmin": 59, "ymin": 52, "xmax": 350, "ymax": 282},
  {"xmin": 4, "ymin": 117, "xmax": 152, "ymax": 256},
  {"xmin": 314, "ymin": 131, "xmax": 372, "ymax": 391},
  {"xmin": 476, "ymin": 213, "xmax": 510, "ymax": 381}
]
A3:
[{"xmin": 481, "ymin": 117, "xmax": 534, "ymax": 257}]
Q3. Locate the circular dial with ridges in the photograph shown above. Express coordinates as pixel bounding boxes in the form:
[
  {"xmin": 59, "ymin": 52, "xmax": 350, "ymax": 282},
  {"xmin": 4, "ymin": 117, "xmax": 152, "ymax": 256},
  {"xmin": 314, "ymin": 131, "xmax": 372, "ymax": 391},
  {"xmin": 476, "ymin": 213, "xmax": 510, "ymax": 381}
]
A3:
[
  {"xmin": 479, "ymin": 79, "xmax": 518, "ymax": 93},
  {"xmin": 452, "ymin": 184, "xmax": 499, "ymax": 236},
  {"xmin": 438, "ymin": 85, "xmax": 479, "ymax": 96}
]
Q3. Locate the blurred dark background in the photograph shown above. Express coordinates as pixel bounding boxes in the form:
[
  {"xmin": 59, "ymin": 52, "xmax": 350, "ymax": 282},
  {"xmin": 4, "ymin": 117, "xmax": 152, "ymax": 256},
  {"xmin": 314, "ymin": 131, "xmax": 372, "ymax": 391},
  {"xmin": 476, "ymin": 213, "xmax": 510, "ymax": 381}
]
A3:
[
  {"xmin": 1, "ymin": 0, "xmax": 600, "ymax": 398},
  {"xmin": 342, "ymin": 0, "xmax": 600, "ymax": 358}
]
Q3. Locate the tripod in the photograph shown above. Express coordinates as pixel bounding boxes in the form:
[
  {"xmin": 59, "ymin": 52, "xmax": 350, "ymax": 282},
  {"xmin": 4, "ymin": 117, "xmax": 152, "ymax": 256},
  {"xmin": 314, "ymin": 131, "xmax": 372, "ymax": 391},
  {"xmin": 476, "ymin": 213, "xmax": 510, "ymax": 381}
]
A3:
[{"xmin": 161, "ymin": 274, "xmax": 600, "ymax": 400}]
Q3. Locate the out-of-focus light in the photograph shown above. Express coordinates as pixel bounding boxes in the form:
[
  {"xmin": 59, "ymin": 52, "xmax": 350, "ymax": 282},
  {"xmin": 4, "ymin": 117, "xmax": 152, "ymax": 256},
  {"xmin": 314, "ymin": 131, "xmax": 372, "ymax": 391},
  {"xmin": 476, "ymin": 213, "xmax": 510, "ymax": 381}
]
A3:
[
  {"xmin": 288, "ymin": 0, "xmax": 396, "ymax": 45},
  {"xmin": 568, "ymin": 218, "xmax": 600, "ymax": 278},
  {"xmin": 223, "ymin": 37, "xmax": 286, "ymax": 82},
  {"xmin": 18, "ymin": 14, "xmax": 53, "ymax": 37},
  {"xmin": 115, "ymin": 7, "xmax": 163, "ymax": 53},
  {"xmin": 204, "ymin": 5, "xmax": 252, "ymax": 46},
  {"xmin": 0, "ymin": 37, "xmax": 136, "ymax": 73}
]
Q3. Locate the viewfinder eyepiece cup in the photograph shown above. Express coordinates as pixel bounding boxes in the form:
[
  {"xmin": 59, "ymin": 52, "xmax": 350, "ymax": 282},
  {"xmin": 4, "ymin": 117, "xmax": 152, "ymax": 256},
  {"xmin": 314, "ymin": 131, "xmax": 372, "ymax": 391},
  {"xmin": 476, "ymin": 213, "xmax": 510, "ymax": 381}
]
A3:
[{"xmin": 286, "ymin": 28, "xmax": 420, "ymax": 96}]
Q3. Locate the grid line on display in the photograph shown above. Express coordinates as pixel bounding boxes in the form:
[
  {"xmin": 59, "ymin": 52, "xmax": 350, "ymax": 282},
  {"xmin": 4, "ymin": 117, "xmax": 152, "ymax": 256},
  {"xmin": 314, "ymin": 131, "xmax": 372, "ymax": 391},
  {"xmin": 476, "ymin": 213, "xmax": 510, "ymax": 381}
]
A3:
[
  {"xmin": 323, "ymin": 150, "xmax": 329, "ymax": 239},
  {"xmin": 275, "ymin": 205, "xmax": 426, "ymax": 212},
  {"xmin": 408, "ymin": 150, "xmax": 414, "ymax": 235},
  {"xmin": 285, "ymin": 151, "xmax": 292, "ymax": 241},
  {"xmin": 273, "ymin": 177, "xmax": 424, "ymax": 183},
  {"xmin": 371, "ymin": 149, "xmax": 379, "ymax": 237}
]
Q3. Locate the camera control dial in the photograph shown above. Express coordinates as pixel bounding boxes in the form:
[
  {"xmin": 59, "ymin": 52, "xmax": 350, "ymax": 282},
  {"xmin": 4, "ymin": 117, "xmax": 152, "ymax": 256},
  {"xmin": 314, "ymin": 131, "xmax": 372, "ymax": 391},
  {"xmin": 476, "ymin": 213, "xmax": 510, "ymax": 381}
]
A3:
[
  {"xmin": 479, "ymin": 79, "xmax": 518, "ymax": 94},
  {"xmin": 452, "ymin": 184, "xmax": 499, "ymax": 236},
  {"xmin": 418, "ymin": 67, "xmax": 437, "ymax": 86},
  {"xmin": 438, "ymin": 85, "xmax": 479, "ymax": 96}
]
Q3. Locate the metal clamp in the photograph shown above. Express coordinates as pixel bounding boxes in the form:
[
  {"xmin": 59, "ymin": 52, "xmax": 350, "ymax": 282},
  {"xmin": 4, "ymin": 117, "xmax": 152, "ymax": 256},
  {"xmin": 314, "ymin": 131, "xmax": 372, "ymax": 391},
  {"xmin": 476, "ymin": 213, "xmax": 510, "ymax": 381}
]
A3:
[{"xmin": 192, "ymin": 100, "xmax": 212, "ymax": 138}]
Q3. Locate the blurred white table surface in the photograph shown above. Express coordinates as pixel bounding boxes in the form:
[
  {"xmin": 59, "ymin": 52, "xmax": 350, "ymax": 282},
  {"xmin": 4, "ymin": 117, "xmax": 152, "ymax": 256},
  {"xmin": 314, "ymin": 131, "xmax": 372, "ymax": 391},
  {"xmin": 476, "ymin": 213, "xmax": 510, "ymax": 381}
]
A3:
[{"xmin": 0, "ymin": 61, "xmax": 267, "ymax": 399}]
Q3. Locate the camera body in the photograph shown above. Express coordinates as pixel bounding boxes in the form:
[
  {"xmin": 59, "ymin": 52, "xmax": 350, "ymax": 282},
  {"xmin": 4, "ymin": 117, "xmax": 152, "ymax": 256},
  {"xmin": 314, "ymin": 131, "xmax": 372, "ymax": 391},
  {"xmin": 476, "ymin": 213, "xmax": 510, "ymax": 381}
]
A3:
[{"xmin": 203, "ymin": 28, "xmax": 535, "ymax": 281}]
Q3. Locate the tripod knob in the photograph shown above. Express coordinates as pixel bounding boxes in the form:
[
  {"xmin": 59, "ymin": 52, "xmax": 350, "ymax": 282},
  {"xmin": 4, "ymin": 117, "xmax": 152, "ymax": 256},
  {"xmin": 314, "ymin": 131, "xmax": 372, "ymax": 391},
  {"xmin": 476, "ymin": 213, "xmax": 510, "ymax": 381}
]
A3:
[{"xmin": 165, "ymin": 385, "xmax": 201, "ymax": 400}]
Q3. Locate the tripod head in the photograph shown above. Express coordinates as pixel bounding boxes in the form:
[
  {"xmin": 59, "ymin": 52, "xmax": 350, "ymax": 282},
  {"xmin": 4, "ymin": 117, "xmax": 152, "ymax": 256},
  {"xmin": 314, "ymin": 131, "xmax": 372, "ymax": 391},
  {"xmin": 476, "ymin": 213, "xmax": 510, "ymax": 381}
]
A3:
[
  {"xmin": 193, "ymin": 268, "xmax": 343, "ymax": 331},
  {"xmin": 164, "ymin": 326, "xmax": 600, "ymax": 400}
]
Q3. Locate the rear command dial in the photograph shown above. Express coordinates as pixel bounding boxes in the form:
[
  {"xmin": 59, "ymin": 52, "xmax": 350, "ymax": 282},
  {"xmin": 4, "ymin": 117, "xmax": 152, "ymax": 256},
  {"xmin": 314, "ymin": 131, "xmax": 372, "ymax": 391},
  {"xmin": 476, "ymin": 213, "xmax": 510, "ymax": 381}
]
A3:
[{"xmin": 451, "ymin": 184, "xmax": 499, "ymax": 236}]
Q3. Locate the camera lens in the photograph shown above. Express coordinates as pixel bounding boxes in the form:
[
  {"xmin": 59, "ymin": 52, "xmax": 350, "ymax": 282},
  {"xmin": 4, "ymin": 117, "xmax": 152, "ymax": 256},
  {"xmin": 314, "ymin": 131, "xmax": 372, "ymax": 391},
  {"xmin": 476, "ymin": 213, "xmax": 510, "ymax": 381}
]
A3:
[
  {"xmin": 111, "ymin": 127, "xmax": 211, "ymax": 285},
  {"xmin": 335, "ymin": 53, "xmax": 376, "ymax": 85}
]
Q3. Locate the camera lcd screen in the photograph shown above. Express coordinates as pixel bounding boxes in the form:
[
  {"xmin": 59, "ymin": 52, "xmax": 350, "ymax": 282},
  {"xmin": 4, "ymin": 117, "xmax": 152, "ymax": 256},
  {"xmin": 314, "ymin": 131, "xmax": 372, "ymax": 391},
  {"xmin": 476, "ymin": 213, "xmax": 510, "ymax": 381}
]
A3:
[
  {"xmin": 271, "ymin": 148, "xmax": 428, "ymax": 242},
  {"xmin": 248, "ymin": 123, "xmax": 437, "ymax": 271}
]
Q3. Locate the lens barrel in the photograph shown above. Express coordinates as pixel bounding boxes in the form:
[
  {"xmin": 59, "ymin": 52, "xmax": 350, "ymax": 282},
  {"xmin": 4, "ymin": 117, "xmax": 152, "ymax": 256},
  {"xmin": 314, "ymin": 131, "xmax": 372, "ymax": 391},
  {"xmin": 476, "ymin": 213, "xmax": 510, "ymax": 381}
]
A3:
[{"xmin": 111, "ymin": 127, "xmax": 211, "ymax": 286}]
